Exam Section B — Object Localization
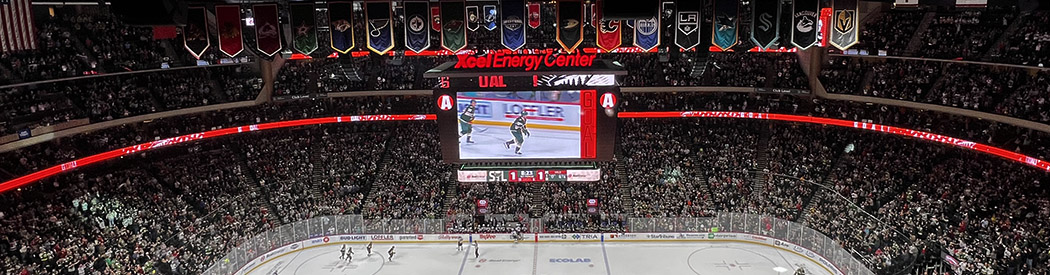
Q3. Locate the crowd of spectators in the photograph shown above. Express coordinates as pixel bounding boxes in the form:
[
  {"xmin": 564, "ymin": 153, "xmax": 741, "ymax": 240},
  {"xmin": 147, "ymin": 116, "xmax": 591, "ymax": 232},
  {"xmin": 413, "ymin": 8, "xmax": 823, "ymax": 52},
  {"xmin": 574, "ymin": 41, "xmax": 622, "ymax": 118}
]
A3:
[
  {"xmin": 995, "ymin": 11, "xmax": 1050, "ymax": 66},
  {"xmin": 919, "ymin": 10, "xmax": 1013, "ymax": 60},
  {"xmin": 856, "ymin": 11, "xmax": 924, "ymax": 56},
  {"xmin": 363, "ymin": 123, "xmax": 452, "ymax": 220},
  {"xmin": 822, "ymin": 56, "xmax": 1050, "ymax": 125}
]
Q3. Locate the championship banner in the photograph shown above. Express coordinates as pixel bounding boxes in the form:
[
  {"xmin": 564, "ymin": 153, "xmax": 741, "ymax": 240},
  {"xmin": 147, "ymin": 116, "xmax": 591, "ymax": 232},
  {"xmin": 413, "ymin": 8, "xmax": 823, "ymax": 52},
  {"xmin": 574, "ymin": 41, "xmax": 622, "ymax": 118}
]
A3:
[
  {"xmin": 829, "ymin": 0, "xmax": 858, "ymax": 51},
  {"xmin": 404, "ymin": 1, "xmax": 431, "ymax": 53},
  {"xmin": 216, "ymin": 5, "xmax": 243, "ymax": 57},
  {"xmin": 674, "ymin": 2, "xmax": 701, "ymax": 51},
  {"xmin": 750, "ymin": 0, "xmax": 781, "ymax": 50},
  {"xmin": 586, "ymin": 3, "xmax": 596, "ymax": 28},
  {"xmin": 483, "ymin": 5, "xmax": 497, "ymax": 31},
  {"xmin": 528, "ymin": 2, "xmax": 541, "ymax": 29},
  {"xmin": 711, "ymin": 0, "xmax": 738, "ymax": 51},
  {"xmin": 500, "ymin": 0, "xmax": 527, "ymax": 51},
  {"xmin": 466, "ymin": 5, "xmax": 480, "ymax": 31},
  {"xmin": 595, "ymin": 4, "xmax": 621, "ymax": 51},
  {"xmin": 791, "ymin": 0, "xmax": 819, "ymax": 50},
  {"xmin": 289, "ymin": 3, "xmax": 318, "ymax": 55},
  {"xmin": 183, "ymin": 7, "xmax": 209, "ymax": 59},
  {"xmin": 431, "ymin": 5, "xmax": 441, "ymax": 32},
  {"xmin": 329, "ymin": 2, "xmax": 355, "ymax": 54},
  {"xmin": 556, "ymin": 1, "xmax": 584, "ymax": 53},
  {"xmin": 633, "ymin": 16, "xmax": 660, "ymax": 51},
  {"xmin": 252, "ymin": 4, "xmax": 282, "ymax": 56},
  {"xmin": 365, "ymin": 2, "xmax": 395, "ymax": 55},
  {"xmin": 441, "ymin": 1, "xmax": 468, "ymax": 52}
]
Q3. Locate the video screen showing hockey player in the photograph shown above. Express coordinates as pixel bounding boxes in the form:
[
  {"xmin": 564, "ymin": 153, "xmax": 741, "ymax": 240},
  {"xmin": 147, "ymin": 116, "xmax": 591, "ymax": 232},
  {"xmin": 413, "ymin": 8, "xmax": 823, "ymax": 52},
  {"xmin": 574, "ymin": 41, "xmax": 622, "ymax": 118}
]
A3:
[{"xmin": 457, "ymin": 91, "xmax": 584, "ymax": 159}]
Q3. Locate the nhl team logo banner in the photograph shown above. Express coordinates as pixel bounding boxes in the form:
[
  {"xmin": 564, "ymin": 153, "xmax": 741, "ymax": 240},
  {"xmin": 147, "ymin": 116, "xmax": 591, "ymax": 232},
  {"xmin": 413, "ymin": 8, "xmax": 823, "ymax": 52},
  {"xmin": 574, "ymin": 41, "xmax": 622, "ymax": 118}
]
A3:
[
  {"xmin": 500, "ymin": 0, "xmax": 526, "ymax": 51},
  {"xmin": 595, "ymin": 4, "xmax": 621, "ymax": 51},
  {"xmin": 329, "ymin": 2, "xmax": 355, "ymax": 54},
  {"xmin": 711, "ymin": 0, "xmax": 738, "ymax": 51},
  {"xmin": 431, "ymin": 5, "xmax": 442, "ymax": 32},
  {"xmin": 527, "ymin": 2, "xmax": 541, "ymax": 29},
  {"xmin": 674, "ymin": 2, "xmax": 701, "ymax": 51},
  {"xmin": 633, "ymin": 16, "xmax": 660, "ymax": 51},
  {"xmin": 466, "ymin": 5, "xmax": 480, "ymax": 31},
  {"xmin": 440, "ymin": 1, "xmax": 467, "ymax": 52},
  {"xmin": 830, "ymin": 0, "xmax": 859, "ymax": 51},
  {"xmin": 183, "ymin": 7, "xmax": 209, "ymax": 59},
  {"xmin": 253, "ymin": 4, "xmax": 282, "ymax": 56},
  {"xmin": 289, "ymin": 3, "xmax": 318, "ymax": 55},
  {"xmin": 791, "ymin": 0, "xmax": 820, "ymax": 50},
  {"xmin": 404, "ymin": 1, "xmax": 431, "ymax": 53},
  {"xmin": 366, "ymin": 2, "xmax": 395, "ymax": 55},
  {"xmin": 750, "ymin": 0, "xmax": 781, "ymax": 50},
  {"xmin": 216, "ymin": 5, "xmax": 243, "ymax": 57},
  {"xmin": 483, "ymin": 5, "xmax": 497, "ymax": 31},
  {"xmin": 556, "ymin": 0, "xmax": 584, "ymax": 53}
]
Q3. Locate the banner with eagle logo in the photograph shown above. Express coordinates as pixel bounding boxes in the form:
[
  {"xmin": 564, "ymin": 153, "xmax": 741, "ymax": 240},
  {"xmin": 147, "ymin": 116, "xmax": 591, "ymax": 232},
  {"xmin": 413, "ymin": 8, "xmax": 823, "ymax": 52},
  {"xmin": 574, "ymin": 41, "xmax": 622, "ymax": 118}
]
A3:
[
  {"xmin": 674, "ymin": 2, "xmax": 700, "ymax": 51},
  {"xmin": 791, "ymin": 0, "xmax": 820, "ymax": 50},
  {"xmin": 830, "ymin": 0, "xmax": 858, "ymax": 51},
  {"xmin": 183, "ymin": 7, "xmax": 209, "ymax": 59},
  {"xmin": 441, "ymin": 1, "xmax": 467, "ymax": 52},
  {"xmin": 252, "ymin": 4, "xmax": 282, "ymax": 57},
  {"xmin": 711, "ymin": 0, "xmax": 738, "ymax": 51},
  {"xmin": 366, "ymin": 2, "xmax": 395, "ymax": 55},
  {"xmin": 750, "ymin": 0, "xmax": 781, "ymax": 50},
  {"xmin": 633, "ymin": 16, "xmax": 660, "ymax": 51},
  {"xmin": 216, "ymin": 5, "xmax": 243, "ymax": 57},
  {"xmin": 404, "ymin": 1, "xmax": 431, "ymax": 53},
  {"xmin": 527, "ymin": 2, "xmax": 541, "ymax": 29},
  {"xmin": 595, "ymin": 2, "xmax": 621, "ymax": 52},
  {"xmin": 289, "ymin": 3, "xmax": 318, "ymax": 55},
  {"xmin": 328, "ymin": 2, "xmax": 355, "ymax": 54},
  {"xmin": 501, "ymin": 0, "xmax": 527, "ymax": 51},
  {"xmin": 556, "ymin": 0, "xmax": 583, "ymax": 53},
  {"xmin": 483, "ymin": 4, "xmax": 498, "ymax": 31}
]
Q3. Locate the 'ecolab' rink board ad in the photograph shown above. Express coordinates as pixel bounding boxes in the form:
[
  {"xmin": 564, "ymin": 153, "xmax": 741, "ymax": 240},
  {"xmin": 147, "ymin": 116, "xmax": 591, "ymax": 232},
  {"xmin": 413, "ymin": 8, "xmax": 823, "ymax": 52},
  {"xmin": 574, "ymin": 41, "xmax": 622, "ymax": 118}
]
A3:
[{"xmin": 233, "ymin": 232, "xmax": 848, "ymax": 275}]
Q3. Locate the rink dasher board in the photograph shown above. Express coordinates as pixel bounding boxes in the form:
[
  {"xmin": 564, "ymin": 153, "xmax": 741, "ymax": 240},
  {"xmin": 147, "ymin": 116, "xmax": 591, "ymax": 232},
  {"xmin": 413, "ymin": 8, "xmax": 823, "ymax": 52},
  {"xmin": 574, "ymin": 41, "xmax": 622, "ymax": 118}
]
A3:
[{"xmin": 233, "ymin": 232, "xmax": 846, "ymax": 275}]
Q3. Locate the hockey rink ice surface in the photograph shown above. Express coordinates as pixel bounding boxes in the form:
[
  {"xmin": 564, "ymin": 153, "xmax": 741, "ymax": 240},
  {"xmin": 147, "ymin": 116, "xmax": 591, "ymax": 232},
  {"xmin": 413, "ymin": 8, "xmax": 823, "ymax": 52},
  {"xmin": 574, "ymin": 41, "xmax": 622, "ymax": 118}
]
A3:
[
  {"xmin": 244, "ymin": 241, "xmax": 832, "ymax": 275},
  {"xmin": 459, "ymin": 127, "xmax": 581, "ymax": 159}
]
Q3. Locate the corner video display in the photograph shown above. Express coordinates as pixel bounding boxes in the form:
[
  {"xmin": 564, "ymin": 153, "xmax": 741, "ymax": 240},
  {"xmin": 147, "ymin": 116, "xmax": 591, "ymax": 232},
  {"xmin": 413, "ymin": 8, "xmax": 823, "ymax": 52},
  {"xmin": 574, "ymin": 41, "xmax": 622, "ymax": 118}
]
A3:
[
  {"xmin": 456, "ymin": 91, "xmax": 584, "ymax": 159},
  {"xmin": 436, "ymin": 89, "xmax": 617, "ymax": 163}
]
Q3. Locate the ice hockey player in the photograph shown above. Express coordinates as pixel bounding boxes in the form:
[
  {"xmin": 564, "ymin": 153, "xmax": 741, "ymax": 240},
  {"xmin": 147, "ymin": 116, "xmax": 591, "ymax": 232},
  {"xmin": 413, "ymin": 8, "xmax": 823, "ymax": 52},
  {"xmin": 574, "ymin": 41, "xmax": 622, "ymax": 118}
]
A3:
[
  {"xmin": 794, "ymin": 266, "xmax": 807, "ymax": 275},
  {"xmin": 367, "ymin": 241, "xmax": 373, "ymax": 255},
  {"xmin": 511, "ymin": 229, "xmax": 521, "ymax": 244},
  {"xmin": 388, "ymin": 246, "xmax": 396, "ymax": 261},
  {"xmin": 340, "ymin": 244, "xmax": 347, "ymax": 260},
  {"xmin": 346, "ymin": 247, "xmax": 354, "ymax": 263},
  {"xmin": 503, "ymin": 110, "xmax": 530, "ymax": 154},
  {"xmin": 473, "ymin": 241, "xmax": 480, "ymax": 259},
  {"xmin": 459, "ymin": 99, "xmax": 477, "ymax": 143},
  {"xmin": 457, "ymin": 237, "xmax": 464, "ymax": 251}
]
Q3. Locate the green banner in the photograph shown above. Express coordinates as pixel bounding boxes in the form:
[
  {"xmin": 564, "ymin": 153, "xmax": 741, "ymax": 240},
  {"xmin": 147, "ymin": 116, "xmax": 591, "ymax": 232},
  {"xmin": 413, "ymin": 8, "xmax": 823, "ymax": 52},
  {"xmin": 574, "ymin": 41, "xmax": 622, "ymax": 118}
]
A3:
[{"xmin": 290, "ymin": 3, "xmax": 318, "ymax": 54}]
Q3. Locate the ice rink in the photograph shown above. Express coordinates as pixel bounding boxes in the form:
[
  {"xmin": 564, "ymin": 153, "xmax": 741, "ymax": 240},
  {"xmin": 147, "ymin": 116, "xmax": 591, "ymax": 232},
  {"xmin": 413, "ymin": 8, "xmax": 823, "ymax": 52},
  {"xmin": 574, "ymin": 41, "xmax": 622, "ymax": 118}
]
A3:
[
  {"xmin": 459, "ymin": 126, "xmax": 581, "ymax": 159},
  {"xmin": 243, "ymin": 241, "xmax": 832, "ymax": 275}
]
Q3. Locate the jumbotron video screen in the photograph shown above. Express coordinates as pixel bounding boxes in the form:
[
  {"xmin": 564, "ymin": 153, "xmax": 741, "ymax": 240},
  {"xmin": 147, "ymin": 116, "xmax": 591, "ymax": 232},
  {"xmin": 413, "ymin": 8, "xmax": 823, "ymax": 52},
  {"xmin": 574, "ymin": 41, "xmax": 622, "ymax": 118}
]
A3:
[
  {"xmin": 436, "ymin": 89, "xmax": 618, "ymax": 162},
  {"xmin": 457, "ymin": 91, "xmax": 585, "ymax": 159}
]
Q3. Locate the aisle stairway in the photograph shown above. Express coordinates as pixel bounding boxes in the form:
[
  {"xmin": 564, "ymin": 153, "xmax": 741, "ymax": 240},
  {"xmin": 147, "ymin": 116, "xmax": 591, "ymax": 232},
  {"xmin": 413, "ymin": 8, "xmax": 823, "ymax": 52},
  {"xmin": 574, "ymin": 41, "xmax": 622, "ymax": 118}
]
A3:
[
  {"xmin": 232, "ymin": 145, "xmax": 285, "ymax": 221},
  {"xmin": 796, "ymin": 144, "xmax": 848, "ymax": 222},
  {"xmin": 749, "ymin": 124, "xmax": 772, "ymax": 200},
  {"xmin": 362, "ymin": 133, "xmax": 396, "ymax": 204},
  {"xmin": 983, "ymin": 12, "xmax": 1028, "ymax": 61},
  {"xmin": 615, "ymin": 149, "xmax": 633, "ymax": 215},
  {"xmin": 309, "ymin": 146, "xmax": 325, "ymax": 201},
  {"xmin": 903, "ymin": 12, "xmax": 936, "ymax": 56},
  {"xmin": 530, "ymin": 183, "xmax": 544, "ymax": 218}
]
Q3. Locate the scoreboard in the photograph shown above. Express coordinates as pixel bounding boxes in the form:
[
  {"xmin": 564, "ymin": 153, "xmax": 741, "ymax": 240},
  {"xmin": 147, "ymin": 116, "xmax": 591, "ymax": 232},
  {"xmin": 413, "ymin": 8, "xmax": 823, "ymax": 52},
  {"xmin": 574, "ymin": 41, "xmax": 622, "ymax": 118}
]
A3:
[{"xmin": 426, "ymin": 51, "xmax": 626, "ymax": 163}]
